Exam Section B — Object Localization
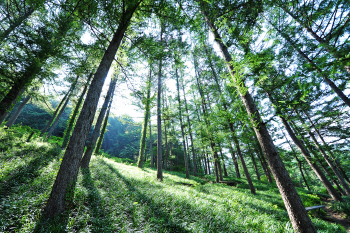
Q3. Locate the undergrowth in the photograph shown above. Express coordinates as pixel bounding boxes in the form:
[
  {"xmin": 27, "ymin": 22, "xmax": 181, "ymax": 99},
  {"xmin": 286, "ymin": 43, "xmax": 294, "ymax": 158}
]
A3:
[{"xmin": 0, "ymin": 126, "xmax": 347, "ymax": 232}]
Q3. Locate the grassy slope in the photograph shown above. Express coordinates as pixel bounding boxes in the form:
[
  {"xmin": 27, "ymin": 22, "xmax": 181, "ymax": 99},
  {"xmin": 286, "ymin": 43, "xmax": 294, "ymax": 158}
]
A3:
[{"xmin": 0, "ymin": 126, "xmax": 347, "ymax": 232}]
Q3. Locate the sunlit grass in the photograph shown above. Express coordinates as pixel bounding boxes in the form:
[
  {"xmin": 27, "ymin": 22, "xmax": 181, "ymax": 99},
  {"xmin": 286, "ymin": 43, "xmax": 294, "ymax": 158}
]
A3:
[{"xmin": 0, "ymin": 126, "xmax": 346, "ymax": 232}]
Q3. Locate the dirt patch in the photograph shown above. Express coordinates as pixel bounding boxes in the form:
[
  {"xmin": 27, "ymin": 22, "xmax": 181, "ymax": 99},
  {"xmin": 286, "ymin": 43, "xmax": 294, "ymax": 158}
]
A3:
[{"xmin": 321, "ymin": 199, "xmax": 350, "ymax": 232}]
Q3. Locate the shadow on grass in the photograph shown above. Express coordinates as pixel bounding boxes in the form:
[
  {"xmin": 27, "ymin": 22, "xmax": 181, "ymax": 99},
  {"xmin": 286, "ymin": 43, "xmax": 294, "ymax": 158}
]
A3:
[
  {"xmin": 0, "ymin": 146, "xmax": 60, "ymax": 201},
  {"xmin": 100, "ymin": 160, "xmax": 191, "ymax": 233},
  {"xmin": 81, "ymin": 168, "xmax": 114, "ymax": 232}
]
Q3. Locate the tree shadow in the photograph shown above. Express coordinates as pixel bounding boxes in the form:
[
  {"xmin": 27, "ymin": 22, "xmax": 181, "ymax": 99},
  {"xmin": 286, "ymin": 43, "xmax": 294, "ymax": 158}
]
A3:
[
  {"xmin": 100, "ymin": 160, "xmax": 191, "ymax": 233},
  {"xmin": 81, "ymin": 168, "xmax": 114, "ymax": 232}
]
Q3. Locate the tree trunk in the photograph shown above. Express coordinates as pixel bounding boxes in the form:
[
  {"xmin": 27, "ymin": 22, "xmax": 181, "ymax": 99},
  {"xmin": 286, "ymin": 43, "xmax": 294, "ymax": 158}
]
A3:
[
  {"xmin": 43, "ymin": 2, "xmax": 141, "ymax": 218},
  {"xmin": 81, "ymin": 77, "xmax": 117, "ymax": 168},
  {"xmin": 278, "ymin": 115, "xmax": 343, "ymax": 201},
  {"xmin": 163, "ymin": 90, "xmax": 169, "ymax": 170},
  {"xmin": 229, "ymin": 143, "xmax": 241, "ymax": 178},
  {"xmin": 150, "ymin": 116, "xmax": 154, "ymax": 168},
  {"xmin": 219, "ymin": 147, "xmax": 228, "ymax": 177},
  {"xmin": 248, "ymin": 144, "xmax": 260, "ymax": 180},
  {"xmin": 40, "ymin": 90, "xmax": 70, "ymax": 137},
  {"xmin": 0, "ymin": 88, "xmax": 25, "ymax": 125},
  {"xmin": 45, "ymin": 81, "xmax": 77, "ymax": 140},
  {"xmin": 95, "ymin": 95, "xmax": 112, "ymax": 154},
  {"xmin": 62, "ymin": 73, "xmax": 93, "ymax": 149},
  {"xmin": 138, "ymin": 71, "xmax": 152, "ymax": 168},
  {"xmin": 182, "ymin": 79, "xmax": 197, "ymax": 176},
  {"xmin": 156, "ymin": 24, "xmax": 163, "ymax": 181},
  {"xmin": 254, "ymin": 143, "xmax": 272, "ymax": 183},
  {"xmin": 176, "ymin": 68, "xmax": 190, "ymax": 179},
  {"xmin": 5, "ymin": 94, "xmax": 31, "ymax": 127},
  {"xmin": 200, "ymin": 5, "xmax": 316, "ymax": 231}
]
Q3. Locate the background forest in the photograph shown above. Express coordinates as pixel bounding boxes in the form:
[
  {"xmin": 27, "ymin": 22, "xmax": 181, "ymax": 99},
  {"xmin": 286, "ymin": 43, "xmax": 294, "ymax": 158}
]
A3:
[{"xmin": 1, "ymin": 0, "xmax": 350, "ymax": 232}]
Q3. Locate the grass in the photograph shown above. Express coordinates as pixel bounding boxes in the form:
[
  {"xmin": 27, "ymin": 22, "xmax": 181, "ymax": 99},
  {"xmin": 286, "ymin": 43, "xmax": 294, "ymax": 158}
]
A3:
[{"xmin": 0, "ymin": 126, "xmax": 347, "ymax": 232}]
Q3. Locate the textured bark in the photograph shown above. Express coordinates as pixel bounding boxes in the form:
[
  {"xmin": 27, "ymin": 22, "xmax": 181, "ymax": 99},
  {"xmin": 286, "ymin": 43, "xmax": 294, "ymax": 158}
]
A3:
[
  {"xmin": 40, "ymin": 91, "xmax": 70, "ymax": 137},
  {"xmin": 219, "ymin": 148, "xmax": 228, "ymax": 177},
  {"xmin": 150, "ymin": 117, "xmax": 154, "ymax": 168},
  {"xmin": 163, "ymin": 90, "xmax": 169, "ymax": 170},
  {"xmin": 269, "ymin": 21, "xmax": 350, "ymax": 107},
  {"xmin": 255, "ymin": 144, "xmax": 272, "ymax": 183},
  {"xmin": 137, "ymin": 71, "xmax": 152, "ymax": 168},
  {"xmin": 62, "ymin": 73, "xmax": 93, "ymax": 149},
  {"xmin": 80, "ymin": 78, "xmax": 116, "ymax": 168},
  {"xmin": 200, "ymin": 4, "xmax": 316, "ymax": 231},
  {"xmin": 182, "ymin": 79, "xmax": 197, "ymax": 176},
  {"xmin": 279, "ymin": 116, "xmax": 343, "ymax": 202},
  {"xmin": 0, "ymin": 87, "xmax": 25, "ymax": 125},
  {"xmin": 280, "ymin": 5, "xmax": 350, "ymax": 74},
  {"xmin": 5, "ymin": 95, "xmax": 31, "ymax": 127},
  {"xmin": 43, "ymin": 2, "xmax": 140, "ymax": 217},
  {"xmin": 176, "ymin": 69, "xmax": 190, "ymax": 178}
]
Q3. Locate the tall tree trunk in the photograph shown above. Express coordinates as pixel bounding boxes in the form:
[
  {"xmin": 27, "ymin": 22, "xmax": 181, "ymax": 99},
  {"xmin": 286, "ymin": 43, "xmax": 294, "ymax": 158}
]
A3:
[
  {"xmin": 268, "ymin": 20, "xmax": 350, "ymax": 107},
  {"xmin": 0, "ymin": 88, "xmax": 25, "ymax": 125},
  {"xmin": 228, "ymin": 143, "xmax": 241, "ymax": 178},
  {"xmin": 254, "ymin": 143, "xmax": 272, "ymax": 183},
  {"xmin": 40, "ymin": 90, "xmax": 70, "ymax": 137},
  {"xmin": 62, "ymin": 73, "xmax": 93, "ymax": 149},
  {"xmin": 81, "ymin": 77, "xmax": 117, "ymax": 168},
  {"xmin": 219, "ymin": 147, "xmax": 228, "ymax": 177},
  {"xmin": 163, "ymin": 89, "xmax": 169, "ymax": 170},
  {"xmin": 150, "ymin": 116, "xmax": 154, "ymax": 168},
  {"xmin": 95, "ymin": 94, "xmax": 112, "ymax": 154},
  {"xmin": 182, "ymin": 79, "xmax": 197, "ymax": 176},
  {"xmin": 200, "ymin": 5, "xmax": 315, "ymax": 231},
  {"xmin": 46, "ymin": 77, "xmax": 79, "ymax": 140},
  {"xmin": 280, "ymin": 5, "xmax": 350, "ymax": 74},
  {"xmin": 302, "ymin": 110, "xmax": 350, "ymax": 184},
  {"xmin": 138, "ymin": 70, "xmax": 152, "ymax": 168},
  {"xmin": 156, "ymin": 24, "xmax": 164, "ymax": 180},
  {"xmin": 281, "ymin": 128, "xmax": 311, "ymax": 191},
  {"xmin": 5, "ymin": 95, "xmax": 31, "ymax": 127},
  {"xmin": 248, "ymin": 144, "xmax": 260, "ymax": 180},
  {"xmin": 43, "ymin": 2, "xmax": 141, "ymax": 218},
  {"xmin": 176, "ymin": 68, "xmax": 190, "ymax": 179}
]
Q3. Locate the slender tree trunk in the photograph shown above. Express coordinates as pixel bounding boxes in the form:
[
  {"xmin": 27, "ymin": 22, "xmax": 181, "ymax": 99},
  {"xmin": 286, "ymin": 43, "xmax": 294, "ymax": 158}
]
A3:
[
  {"xmin": 268, "ymin": 20, "xmax": 350, "ymax": 107},
  {"xmin": 150, "ymin": 116, "xmax": 154, "ymax": 168},
  {"xmin": 40, "ymin": 90, "xmax": 70, "ymax": 137},
  {"xmin": 302, "ymin": 110, "xmax": 350, "ymax": 184},
  {"xmin": 281, "ymin": 128, "xmax": 311, "ymax": 191},
  {"xmin": 43, "ymin": 2, "xmax": 141, "ymax": 217},
  {"xmin": 138, "ymin": 71, "xmax": 152, "ymax": 168},
  {"xmin": 95, "ymin": 95, "xmax": 112, "ymax": 154},
  {"xmin": 81, "ymin": 78, "xmax": 117, "ymax": 168},
  {"xmin": 229, "ymin": 143, "xmax": 241, "ymax": 178},
  {"xmin": 5, "ymin": 95, "xmax": 30, "ymax": 127},
  {"xmin": 200, "ymin": 5, "xmax": 316, "ymax": 231},
  {"xmin": 254, "ymin": 145, "xmax": 272, "ymax": 183},
  {"xmin": 0, "ymin": 88, "xmax": 25, "ymax": 125},
  {"xmin": 176, "ymin": 68, "xmax": 190, "ymax": 179},
  {"xmin": 62, "ymin": 73, "xmax": 92, "ymax": 149},
  {"xmin": 219, "ymin": 147, "xmax": 228, "ymax": 177},
  {"xmin": 156, "ymin": 24, "xmax": 163, "ymax": 181},
  {"xmin": 182, "ymin": 79, "xmax": 197, "ymax": 176},
  {"xmin": 206, "ymin": 153, "xmax": 211, "ymax": 175},
  {"xmin": 280, "ymin": 5, "xmax": 350, "ymax": 74},
  {"xmin": 248, "ymin": 144, "xmax": 260, "ymax": 180},
  {"xmin": 163, "ymin": 90, "xmax": 169, "ymax": 170}
]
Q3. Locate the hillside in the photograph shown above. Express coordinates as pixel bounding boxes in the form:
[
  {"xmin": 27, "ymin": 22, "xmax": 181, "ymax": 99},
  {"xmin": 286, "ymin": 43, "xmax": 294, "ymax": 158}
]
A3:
[{"xmin": 0, "ymin": 126, "xmax": 347, "ymax": 232}]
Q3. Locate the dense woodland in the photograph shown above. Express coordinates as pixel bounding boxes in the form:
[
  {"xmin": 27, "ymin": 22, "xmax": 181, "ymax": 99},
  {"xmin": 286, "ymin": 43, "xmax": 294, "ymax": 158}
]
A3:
[{"xmin": 1, "ymin": 0, "xmax": 350, "ymax": 232}]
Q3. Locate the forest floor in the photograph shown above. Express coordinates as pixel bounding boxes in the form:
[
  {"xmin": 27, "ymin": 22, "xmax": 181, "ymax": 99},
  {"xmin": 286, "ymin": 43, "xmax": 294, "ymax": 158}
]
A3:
[
  {"xmin": 0, "ymin": 126, "xmax": 349, "ymax": 232},
  {"xmin": 322, "ymin": 198, "xmax": 350, "ymax": 232}
]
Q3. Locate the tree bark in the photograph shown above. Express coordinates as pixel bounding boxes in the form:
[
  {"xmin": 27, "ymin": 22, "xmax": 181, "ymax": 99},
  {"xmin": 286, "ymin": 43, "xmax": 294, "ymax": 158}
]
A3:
[
  {"xmin": 5, "ymin": 94, "xmax": 31, "ymax": 127},
  {"xmin": 81, "ymin": 77, "xmax": 117, "ymax": 168},
  {"xmin": 150, "ymin": 116, "xmax": 154, "ymax": 168},
  {"xmin": 95, "ymin": 95, "xmax": 112, "ymax": 154},
  {"xmin": 219, "ymin": 147, "xmax": 228, "ymax": 177},
  {"xmin": 40, "ymin": 90, "xmax": 70, "ymax": 137},
  {"xmin": 248, "ymin": 144, "xmax": 260, "ymax": 180},
  {"xmin": 228, "ymin": 143, "xmax": 241, "ymax": 178},
  {"xmin": 156, "ymin": 23, "xmax": 163, "ymax": 181},
  {"xmin": 176, "ymin": 68, "xmax": 190, "ymax": 179},
  {"xmin": 62, "ymin": 73, "xmax": 93, "ymax": 149},
  {"xmin": 200, "ymin": 4, "xmax": 316, "ymax": 231},
  {"xmin": 137, "ymin": 71, "xmax": 152, "ymax": 168},
  {"xmin": 182, "ymin": 79, "xmax": 197, "ymax": 176},
  {"xmin": 43, "ymin": 1, "xmax": 141, "ymax": 217}
]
